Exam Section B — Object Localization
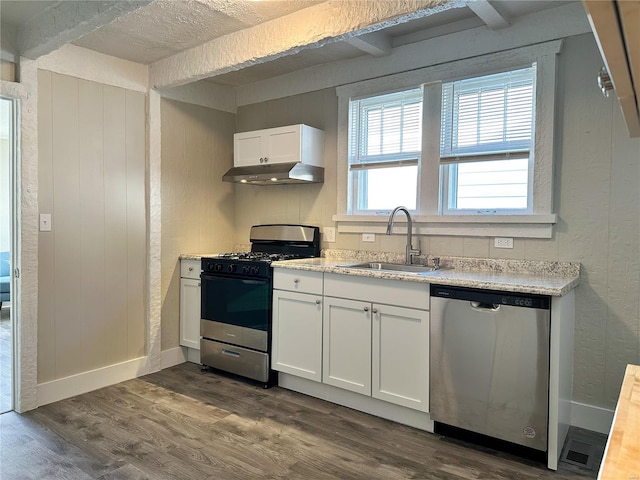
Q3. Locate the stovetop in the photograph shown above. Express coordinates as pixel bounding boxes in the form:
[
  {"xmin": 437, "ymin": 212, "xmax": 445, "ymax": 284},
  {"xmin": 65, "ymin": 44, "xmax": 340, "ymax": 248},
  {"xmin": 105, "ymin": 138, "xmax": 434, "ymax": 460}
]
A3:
[{"xmin": 216, "ymin": 252, "xmax": 304, "ymax": 262}]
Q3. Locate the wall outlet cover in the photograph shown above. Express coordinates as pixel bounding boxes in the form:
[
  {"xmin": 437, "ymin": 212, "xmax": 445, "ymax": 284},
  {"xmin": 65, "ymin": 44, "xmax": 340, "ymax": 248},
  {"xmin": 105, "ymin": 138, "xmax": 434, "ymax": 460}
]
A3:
[
  {"xmin": 362, "ymin": 233, "xmax": 375, "ymax": 242},
  {"xmin": 494, "ymin": 237, "xmax": 514, "ymax": 249}
]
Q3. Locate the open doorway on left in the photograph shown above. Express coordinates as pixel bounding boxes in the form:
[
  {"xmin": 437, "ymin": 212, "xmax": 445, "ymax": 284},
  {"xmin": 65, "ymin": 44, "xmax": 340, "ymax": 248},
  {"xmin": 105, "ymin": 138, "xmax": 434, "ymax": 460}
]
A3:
[{"xmin": 0, "ymin": 96, "xmax": 15, "ymax": 414}]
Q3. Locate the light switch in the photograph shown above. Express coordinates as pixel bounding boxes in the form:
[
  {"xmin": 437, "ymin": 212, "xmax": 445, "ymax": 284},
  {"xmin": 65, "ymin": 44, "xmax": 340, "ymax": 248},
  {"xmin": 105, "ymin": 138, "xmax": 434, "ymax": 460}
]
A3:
[{"xmin": 39, "ymin": 213, "xmax": 52, "ymax": 232}]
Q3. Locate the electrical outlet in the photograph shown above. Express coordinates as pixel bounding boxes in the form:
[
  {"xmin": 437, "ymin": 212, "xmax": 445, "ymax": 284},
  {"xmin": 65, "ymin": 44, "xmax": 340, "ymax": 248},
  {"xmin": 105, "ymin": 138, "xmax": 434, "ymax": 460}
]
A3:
[
  {"xmin": 39, "ymin": 213, "xmax": 52, "ymax": 232},
  {"xmin": 362, "ymin": 233, "xmax": 375, "ymax": 242},
  {"xmin": 323, "ymin": 227, "xmax": 336, "ymax": 243},
  {"xmin": 494, "ymin": 237, "xmax": 513, "ymax": 249}
]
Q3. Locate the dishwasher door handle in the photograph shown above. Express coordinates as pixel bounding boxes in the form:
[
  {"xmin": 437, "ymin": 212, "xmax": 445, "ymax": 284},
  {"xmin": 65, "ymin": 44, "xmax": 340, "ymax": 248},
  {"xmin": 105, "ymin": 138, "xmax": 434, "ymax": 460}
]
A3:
[{"xmin": 470, "ymin": 301, "xmax": 501, "ymax": 312}]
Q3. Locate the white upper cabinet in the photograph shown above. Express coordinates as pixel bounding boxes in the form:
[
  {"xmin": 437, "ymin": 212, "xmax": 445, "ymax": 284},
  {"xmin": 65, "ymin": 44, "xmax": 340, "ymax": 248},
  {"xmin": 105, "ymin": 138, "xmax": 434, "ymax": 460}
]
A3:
[{"xmin": 234, "ymin": 124, "xmax": 324, "ymax": 167}]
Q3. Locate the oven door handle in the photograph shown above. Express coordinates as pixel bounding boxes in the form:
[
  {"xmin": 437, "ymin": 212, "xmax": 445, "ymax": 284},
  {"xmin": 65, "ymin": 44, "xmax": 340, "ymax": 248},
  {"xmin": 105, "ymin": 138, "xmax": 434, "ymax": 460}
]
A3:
[{"xmin": 240, "ymin": 279, "xmax": 267, "ymax": 286}]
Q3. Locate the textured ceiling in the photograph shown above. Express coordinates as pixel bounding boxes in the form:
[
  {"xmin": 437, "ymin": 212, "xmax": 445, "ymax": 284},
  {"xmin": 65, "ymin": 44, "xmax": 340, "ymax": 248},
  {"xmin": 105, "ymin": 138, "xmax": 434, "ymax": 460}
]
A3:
[
  {"xmin": 71, "ymin": 0, "xmax": 324, "ymax": 65},
  {"xmin": 0, "ymin": 0, "xmax": 573, "ymax": 87}
]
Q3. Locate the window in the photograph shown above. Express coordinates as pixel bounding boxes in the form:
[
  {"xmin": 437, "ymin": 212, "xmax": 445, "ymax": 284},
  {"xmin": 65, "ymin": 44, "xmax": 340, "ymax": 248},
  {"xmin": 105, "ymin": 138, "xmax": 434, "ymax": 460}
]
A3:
[
  {"xmin": 335, "ymin": 40, "xmax": 561, "ymax": 238},
  {"xmin": 348, "ymin": 88, "xmax": 422, "ymax": 213},
  {"xmin": 440, "ymin": 67, "xmax": 536, "ymax": 214}
]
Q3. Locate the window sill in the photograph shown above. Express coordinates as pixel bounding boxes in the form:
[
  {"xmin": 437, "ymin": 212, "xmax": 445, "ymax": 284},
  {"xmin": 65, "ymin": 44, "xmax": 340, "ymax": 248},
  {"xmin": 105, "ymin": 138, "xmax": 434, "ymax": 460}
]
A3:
[{"xmin": 331, "ymin": 214, "xmax": 557, "ymax": 239}]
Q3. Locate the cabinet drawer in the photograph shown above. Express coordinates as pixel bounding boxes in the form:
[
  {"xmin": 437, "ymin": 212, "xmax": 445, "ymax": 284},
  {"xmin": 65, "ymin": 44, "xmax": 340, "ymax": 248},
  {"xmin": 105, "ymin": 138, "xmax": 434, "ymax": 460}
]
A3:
[
  {"xmin": 181, "ymin": 259, "xmax": 201, "ymax": 279},
  {"xmin": 274, "ymin": 269, "xmax": 323, "ymax": 294},
  {"xmin": 324, "ymin": 273, "xmax": 429, "ymax": 310}
]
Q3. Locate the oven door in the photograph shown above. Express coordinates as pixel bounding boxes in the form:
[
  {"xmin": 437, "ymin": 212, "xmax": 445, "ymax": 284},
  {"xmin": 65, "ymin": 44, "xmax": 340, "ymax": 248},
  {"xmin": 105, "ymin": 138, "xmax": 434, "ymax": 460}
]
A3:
[{"xmin": 200, "ymin": 272, "xmax": 271, "ymax": 351}]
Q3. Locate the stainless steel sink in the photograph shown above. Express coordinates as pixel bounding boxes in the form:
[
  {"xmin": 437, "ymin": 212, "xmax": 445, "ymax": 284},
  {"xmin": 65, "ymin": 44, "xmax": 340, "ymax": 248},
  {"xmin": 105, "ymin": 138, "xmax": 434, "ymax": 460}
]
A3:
[{"xmin": 339, "ymin": 262, "xmax": 440, "ymax": 274}]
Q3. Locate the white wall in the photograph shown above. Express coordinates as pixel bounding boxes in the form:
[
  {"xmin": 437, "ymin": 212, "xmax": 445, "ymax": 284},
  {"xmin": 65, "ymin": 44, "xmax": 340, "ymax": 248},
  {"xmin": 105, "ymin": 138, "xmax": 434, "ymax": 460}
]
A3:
[
  {"xmin": 160, "ymin": 98, "xmax": 236, "ymax": 350},
  {"xmin": 37, "ymin": 69, "xmax": 147, "ymax": 383},
  {"xmin": 0, "ymin": 99, "xmax": 10, "ymax": 253},
  {"xmin": 234, "ymin": 33, "xmax": 640, "ymax": 411}
]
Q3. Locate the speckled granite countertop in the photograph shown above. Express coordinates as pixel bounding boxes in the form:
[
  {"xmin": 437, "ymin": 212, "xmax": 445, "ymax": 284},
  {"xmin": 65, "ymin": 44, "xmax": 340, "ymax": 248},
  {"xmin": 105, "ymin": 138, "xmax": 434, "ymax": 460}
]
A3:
[
  {"xmin": 179, "ymin": 253, "xmax": 219, "ymax": 260},
  {"xmin": 272, "ymin": 252, "xmax": 580, "ymax": 297}
]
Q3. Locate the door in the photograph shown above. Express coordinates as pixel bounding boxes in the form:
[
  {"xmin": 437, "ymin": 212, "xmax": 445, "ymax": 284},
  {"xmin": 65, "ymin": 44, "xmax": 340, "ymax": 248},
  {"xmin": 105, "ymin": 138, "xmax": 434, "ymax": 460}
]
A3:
[
  {"xmin": 372, "ymin": 304, "xmax": 429, "ymax": 412},
  {"xmin": 179, "ymin": 278, "xmax": 201, "ymax": 350},
  {"xmin": 322, "ymin": 297, "xmax": 371, "ymax": 395},
  {"xmin": 200, "ymin": 273, "xmax": 271, "ymax": 331},
  {"xmin": 0, "ymin": 96, "xmax": 15, "ymax": 413},
  {"xmin": 272, "ymin": 289, "xmax": 322, "ymax": 381},
  {"xmin": 265, "ymin": 125, "xmax": 301, "ymax": 164},
  {"xmin": 234, "ymin": 130, "xmax": 265, "ymax": 167}
]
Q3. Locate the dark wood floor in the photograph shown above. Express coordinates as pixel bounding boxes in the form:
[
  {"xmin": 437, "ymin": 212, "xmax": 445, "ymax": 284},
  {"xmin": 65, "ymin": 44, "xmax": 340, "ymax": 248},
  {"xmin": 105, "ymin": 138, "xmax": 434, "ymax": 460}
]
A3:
[
  {"xmin": 1, "ymin": 363, "xmax": 596, "ymax": 479},
  {"xmin": 0, "ymin": 306, "xmax": 11, "ymax": 414}
]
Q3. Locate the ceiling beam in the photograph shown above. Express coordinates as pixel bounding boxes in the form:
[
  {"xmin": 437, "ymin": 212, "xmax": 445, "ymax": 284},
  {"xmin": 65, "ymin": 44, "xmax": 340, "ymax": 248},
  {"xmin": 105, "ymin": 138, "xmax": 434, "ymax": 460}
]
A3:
[
  {"xmin": 347, "ymin": 32, "xmax": 392, "ymax": 57},
  {"xmin": 17, "ymin": 0, "xmax": 153, "ymax": 60},
  {"xmin": 467, "ymin": 0, "xmax": 509, "ymax": 30},
  {"xmin": 150, "ymin": 0, "xmax": 463, "ymax": 89}
]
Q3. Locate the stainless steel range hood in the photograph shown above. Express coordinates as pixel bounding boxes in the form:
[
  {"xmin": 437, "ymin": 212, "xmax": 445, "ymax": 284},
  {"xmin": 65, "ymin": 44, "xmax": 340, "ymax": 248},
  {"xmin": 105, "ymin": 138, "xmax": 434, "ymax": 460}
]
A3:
[{"xmin": 222, "ymin": 162, "xmax": 324, "ymax": 185}]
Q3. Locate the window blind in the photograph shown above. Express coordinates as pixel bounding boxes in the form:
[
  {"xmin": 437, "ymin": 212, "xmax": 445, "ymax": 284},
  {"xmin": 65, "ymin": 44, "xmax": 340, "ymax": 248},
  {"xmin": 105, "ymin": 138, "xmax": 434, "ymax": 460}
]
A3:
[
  {"xmin": 440, "ymin": 66, "xmax": 536, "ymax": 163},
  {"xmin": 349, "ymin": 88, "xmax": 423, "ymax": 169}
]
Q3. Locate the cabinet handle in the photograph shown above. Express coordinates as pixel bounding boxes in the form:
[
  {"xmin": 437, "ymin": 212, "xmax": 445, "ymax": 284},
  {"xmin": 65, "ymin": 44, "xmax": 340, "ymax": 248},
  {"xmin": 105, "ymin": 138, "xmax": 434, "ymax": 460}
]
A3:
[
  {"xmin": 259, "ymin": 157, "xmax": 264, "ymax": 163},
  {"xmin": 372, "ymin": 308, "xmax": 378, "ymax": 314},
  {"xmin": 293, "ymin": 279, "xmax": 299, "ymax": 284},
  {"xmin": 315, "ymin": 300, "xmax": 321, "ymax": 305},
  {"xmin": 263, "ymin": 157, "xmax": 268, "ymax": 163},
  {"xmin": 188, "ymin": 267, "xmax": 193, "ymax": 272},
  {"xmin": 364, "ymin": 306, "xmax": 369, "ymax": 312},
  {"xmin": 198, "ymin": 282, "xmax": 201, "ymax": 287}
]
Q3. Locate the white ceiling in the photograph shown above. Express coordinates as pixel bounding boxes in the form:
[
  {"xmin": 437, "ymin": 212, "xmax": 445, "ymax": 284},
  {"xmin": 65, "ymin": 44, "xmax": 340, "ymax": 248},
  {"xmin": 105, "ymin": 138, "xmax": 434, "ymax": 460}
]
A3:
[{"xmin": 0, "ymin": 0, "xmax": 573, "ymax": 87}]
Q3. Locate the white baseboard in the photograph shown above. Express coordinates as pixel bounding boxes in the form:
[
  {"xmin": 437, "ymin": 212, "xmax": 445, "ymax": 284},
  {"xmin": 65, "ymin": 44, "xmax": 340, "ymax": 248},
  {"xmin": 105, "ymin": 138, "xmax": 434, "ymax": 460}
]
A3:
[
  {"xmin": 37, "ymin": 356, "xmax": 149, "ymax": 407},
  {"xmin": 160, "ymin": 347, "xmax": 187, "ymax": 369},
  {"xmin": 571, "ymin": 401, "xmax": 614, "ymax": 434}
]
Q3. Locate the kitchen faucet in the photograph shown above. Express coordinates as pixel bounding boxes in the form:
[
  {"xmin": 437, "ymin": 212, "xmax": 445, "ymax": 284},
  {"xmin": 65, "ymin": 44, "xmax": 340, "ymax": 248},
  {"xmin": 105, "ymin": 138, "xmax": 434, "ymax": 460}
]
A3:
[{"xmin": 386, "ymin": 206, "xmax": 420, "ymax": 265}]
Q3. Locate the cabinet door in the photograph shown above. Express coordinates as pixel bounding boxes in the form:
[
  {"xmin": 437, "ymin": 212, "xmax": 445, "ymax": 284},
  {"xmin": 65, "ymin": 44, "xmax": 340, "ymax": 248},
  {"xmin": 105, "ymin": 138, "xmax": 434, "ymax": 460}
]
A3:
[
  {"xmin": 180, "ymin": 278, "xmax": 201, "ymax": 350},
  {"xmin": 272, "ymin": 289, "xmax": 322, "ymax": 381},
  {"xmin": 372, "ymin": 304, "xmax": 429, "ymax": 412},
  {"xmin": 265, "ymin": 125, "xmax": 301, "ymax": 164},
  {"xmin": 322, "ymin": 297, "xmax": 371, "ymax": 395},
  {"xmin": 234, "ymin": 131, "xmax": 265, "ymax": 166}
]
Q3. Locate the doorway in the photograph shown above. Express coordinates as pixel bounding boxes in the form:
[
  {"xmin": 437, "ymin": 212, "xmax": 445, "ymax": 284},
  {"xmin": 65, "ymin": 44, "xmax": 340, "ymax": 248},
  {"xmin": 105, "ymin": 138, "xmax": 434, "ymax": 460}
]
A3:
[{"xmin": 0, "ymin": 96, "xmax": 15, "ymax": 413}]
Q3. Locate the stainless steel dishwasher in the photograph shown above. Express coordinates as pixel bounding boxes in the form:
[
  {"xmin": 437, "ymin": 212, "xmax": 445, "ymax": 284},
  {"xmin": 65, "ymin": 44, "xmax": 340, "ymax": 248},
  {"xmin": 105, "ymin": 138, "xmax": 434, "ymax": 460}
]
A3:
[{"xmin": 430, "ymin": 284, "xmax": 551, "ymax": 452}]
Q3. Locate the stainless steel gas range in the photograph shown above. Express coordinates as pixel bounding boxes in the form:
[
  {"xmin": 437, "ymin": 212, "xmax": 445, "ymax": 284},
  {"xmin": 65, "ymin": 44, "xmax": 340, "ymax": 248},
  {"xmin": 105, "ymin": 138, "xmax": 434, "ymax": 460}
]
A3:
[{"xmin": 200, "ymin": 224, "xmax": 320, "ymax": 387}]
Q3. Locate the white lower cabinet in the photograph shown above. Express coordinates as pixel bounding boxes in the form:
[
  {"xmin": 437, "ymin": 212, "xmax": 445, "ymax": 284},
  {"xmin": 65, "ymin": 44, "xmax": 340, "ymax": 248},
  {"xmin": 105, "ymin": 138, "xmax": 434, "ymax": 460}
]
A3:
[
  {"xmin": 322, "ymin": 297, "xmax": 372, "ymax": 395},
  {"xmin": 372, "ymin": 304, "xmax": 429, "ymax": 412},
  {"xmin": 272, "ymin": 288, "xmax": 323, "ymax": 381},
  {"xmin": 180, "ymin": 259, "xmax": 201, "ymax": 350},
  {"xmin": 273, "ymin": 269, "xmax": 430, "ymax": 413}
]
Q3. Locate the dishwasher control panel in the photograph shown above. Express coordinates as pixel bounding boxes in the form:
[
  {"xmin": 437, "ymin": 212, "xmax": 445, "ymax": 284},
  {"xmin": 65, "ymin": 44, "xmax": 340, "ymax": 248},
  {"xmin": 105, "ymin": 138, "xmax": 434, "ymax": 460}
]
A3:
[{"xmin": 430, "ymin": 284, "xmax": 550, "ymax": 310}]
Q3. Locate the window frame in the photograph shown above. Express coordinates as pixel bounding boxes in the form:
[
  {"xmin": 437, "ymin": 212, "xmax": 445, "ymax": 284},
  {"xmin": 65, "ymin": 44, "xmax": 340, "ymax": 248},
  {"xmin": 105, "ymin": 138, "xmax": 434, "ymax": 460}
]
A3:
[
  {"xmin": 335, "ymin": 40, "xmax": 562, "ymax": 239},
  {"xmin": 348, "ymin": 86, "xmax": 423, "ymax": 215}
]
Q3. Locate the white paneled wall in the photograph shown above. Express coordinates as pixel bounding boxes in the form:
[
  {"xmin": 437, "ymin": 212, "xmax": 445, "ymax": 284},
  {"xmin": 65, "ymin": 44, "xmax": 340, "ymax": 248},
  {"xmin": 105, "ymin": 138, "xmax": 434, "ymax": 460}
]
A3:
[
  {"xmin": 160, "ymin": 99, "xmax": 235, "ymax": 350},
  {"xmin": 37, "ymin": 70, "xmax": 146, "ymax": 382}
]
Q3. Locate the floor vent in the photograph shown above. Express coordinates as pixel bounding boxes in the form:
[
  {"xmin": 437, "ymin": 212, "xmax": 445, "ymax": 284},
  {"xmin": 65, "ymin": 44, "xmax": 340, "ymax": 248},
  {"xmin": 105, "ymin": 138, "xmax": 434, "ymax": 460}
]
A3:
[{"xmin": 560, "ymin": 427, "xmax": 607, "ymax": 472}]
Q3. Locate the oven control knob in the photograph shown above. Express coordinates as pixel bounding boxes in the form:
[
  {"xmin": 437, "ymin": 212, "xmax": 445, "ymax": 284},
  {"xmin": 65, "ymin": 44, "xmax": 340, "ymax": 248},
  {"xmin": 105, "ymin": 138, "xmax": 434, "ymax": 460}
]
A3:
[
  {"xmin": 251, "ymin": 266, "xmax": 260, "ymax": 275},
  {"xmin": 214, "ymin": 264, "xmax": 223, "ymax": 272},
  {"xmin": 242, "ymin": 265, "xmax": 251, "ymax": 274},
  {"xmin": 227, "ymin": 264, "xmax": 237, "ymax": 273}
]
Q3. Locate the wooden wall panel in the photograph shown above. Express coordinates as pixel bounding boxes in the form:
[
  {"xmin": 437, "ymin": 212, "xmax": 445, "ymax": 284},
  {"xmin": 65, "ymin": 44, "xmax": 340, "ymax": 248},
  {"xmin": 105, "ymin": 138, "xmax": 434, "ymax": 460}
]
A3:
[
  {"xmin": 78, "ymin": 79, "xmax": 106, "ymax": 372},
  {"xmin": 36, "ymin": 70, "xmax": 55, "ymax": 383},
  {"xmin": 51, "ymin": 73, "xmax": 82, "ymax": 379},
  {"xmin": 37, "ymin": 71, "xmax": 146, "ymax": 382},
  {"xmin": 160, "ymin": 99, "xmax": 235, "ymax": 350},
  {"xmin": 102, "ymin": 85, "xmax": 129, "ymax": 366}
]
